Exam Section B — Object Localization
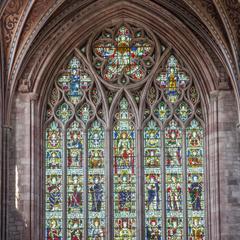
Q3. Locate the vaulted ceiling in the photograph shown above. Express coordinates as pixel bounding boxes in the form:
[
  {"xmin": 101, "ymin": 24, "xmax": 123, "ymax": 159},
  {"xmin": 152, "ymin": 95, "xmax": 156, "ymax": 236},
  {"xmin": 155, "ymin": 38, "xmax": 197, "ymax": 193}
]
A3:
[{"xmin": 0, "ymin": 0, "xmax": 240, "ymax": 123}]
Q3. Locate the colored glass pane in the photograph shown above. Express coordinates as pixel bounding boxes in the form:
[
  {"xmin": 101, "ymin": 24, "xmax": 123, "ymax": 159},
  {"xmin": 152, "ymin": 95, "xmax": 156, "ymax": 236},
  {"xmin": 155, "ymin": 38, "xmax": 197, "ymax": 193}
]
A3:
[
  {"xmin": 176, "ymin": 101, "xmax": 191, "ymax": 122},
  {"xmin": 45, "ymin": 121, "xmax": 63, "ymax": 239},
  {"xmin": 157, "ymin": 55, "xmax": 189, "ymax": 103},
  {"xmin": 113, "ymin": 98, "xmax": 136, "ymax": 239},
  {"xmin": 58, "ymin": 57, "xmax": 92, "ymax": 105},
  {"xmin": 88, "ymin": 121, "xmax": 106, "ymax": 239},
  {"xmin": 94, "ymin": 25, "xmax": 154, "ymax": 81},
  {"xmin": 154, "ymin": 101, "xmax": 171, "ymax": 123},
  {"xmin": 77, "ymin": 102, "xmax": 94, "ymax": 124},
  {"xmin": 187, "ymin": 120, "xmax": 205, "ymax": 240},
  {"xmin": 67, "ymin": 121, "xmax": 84, "ymax": 239},
  {"xmin": 165, "ymin": 120, "xmax": 183, "ymax": 239},
  {"xmin": 189, "ymin": 85, "xmax": 199, "ymax": 105},
  {"xmin": 147, "ymin": 87, "xmax": 157, "ymax": 105},
  {"xmin": 56, "ymin": 102, "xmax": 73, "ymax": 124},
  {"xmin": 144, "ymin": 120, "xmax": 162, "ymax": 239}
]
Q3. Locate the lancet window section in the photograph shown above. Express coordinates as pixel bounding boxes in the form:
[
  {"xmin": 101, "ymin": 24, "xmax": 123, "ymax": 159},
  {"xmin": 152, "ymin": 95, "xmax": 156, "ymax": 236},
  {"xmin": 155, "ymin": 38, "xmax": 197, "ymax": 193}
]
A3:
[{"xmin": 44, "ymin": 23, "xmax": 206, "ymax": 240}]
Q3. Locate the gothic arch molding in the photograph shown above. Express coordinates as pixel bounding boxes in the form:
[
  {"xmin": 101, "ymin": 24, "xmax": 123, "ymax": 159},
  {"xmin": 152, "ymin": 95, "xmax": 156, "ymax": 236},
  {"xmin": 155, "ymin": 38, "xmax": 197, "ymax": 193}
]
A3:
[
  {"xmin": 3, "ymin": 2, "xmax": 240, "ymax": 240},
  {"xmin": 11, "ymin": 2, "xmax": 222, "ymax": 122}
]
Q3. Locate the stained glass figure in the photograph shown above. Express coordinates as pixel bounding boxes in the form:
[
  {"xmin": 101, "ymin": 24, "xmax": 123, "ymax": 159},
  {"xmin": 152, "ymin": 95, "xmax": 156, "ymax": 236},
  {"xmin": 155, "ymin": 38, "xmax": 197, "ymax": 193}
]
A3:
[
  {"xmin": 144, "ymin": 120, "xmax": 162, "ymax": 239},
  {"xmin": 66, "ymin": 121, "xmax": 84, "ymax": 239},
  {"xmin": 93, "ymin": 25, "xmax": 154, "ymax": 81},
  {"xmin": 113, "ymin": 98, "xmax": 136, "ymax": 239},
  {"xmin": 165, "ymin": 120, "xmax": 183, "ymax": 239},
  {"xmin": 88, "ymin": 121, "xmax": 106, "ymax": 239},
  {"xmin": 45, "ymin": 121, "xmax": 63, "ymax": 240},
  {"xmin": 187, "ymin": 120, "xmax": 205, "ymax": 240},
  {"xmin": 58, "ymin": 57, "xmax": 92, "ymax": 105},
  {"xmin": 156, "ymin": 55, "xmax": 189, "ymax": 103}
]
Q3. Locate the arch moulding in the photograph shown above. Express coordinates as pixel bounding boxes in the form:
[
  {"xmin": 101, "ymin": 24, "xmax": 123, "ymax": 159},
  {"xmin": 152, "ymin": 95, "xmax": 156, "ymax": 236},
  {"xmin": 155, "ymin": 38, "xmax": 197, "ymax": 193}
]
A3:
[{"xmin": 7, "ymin": 1, "xmax": 235, "ymax": 240}]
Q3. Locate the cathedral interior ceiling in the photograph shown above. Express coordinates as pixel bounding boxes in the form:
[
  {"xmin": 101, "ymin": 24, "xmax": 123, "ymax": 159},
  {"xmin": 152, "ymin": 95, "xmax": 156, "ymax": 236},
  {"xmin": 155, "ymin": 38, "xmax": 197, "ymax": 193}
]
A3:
[{"xmin": 0, "ymin": 0, "xmax": 240, "ymax": 123}]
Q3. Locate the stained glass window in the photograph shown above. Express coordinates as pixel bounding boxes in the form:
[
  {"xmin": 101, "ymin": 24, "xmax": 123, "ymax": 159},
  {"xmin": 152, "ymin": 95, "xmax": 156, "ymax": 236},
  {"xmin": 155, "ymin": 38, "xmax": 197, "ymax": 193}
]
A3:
[{"xmin": 45, "ymin": 23, "xmax": 206, "ymax": 240}]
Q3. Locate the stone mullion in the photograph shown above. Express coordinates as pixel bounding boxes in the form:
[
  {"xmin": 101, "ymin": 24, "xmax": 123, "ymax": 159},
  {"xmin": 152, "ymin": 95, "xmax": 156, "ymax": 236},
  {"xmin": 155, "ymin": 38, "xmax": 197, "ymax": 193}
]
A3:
[
  {"xmin": 63, "ymin": 125, "xmax": 67, "ymax": 240},
  {"xmin": 161, "ymin": 129, "xmax": 166, "ymax": 240},
  {"xmin": 105, "ymin": 128, "xmax": 113, "ymax": 240},
  {"xmin": 83, "ymin": 130, "xmax": 88, "ymax": 239},
  {"xmin": 136, "ymin": 128, "xmax": 144, "ymax": 239},
  {"xmin": 182, "ymin": 129, "xmax": 187, "ymax": 240}
]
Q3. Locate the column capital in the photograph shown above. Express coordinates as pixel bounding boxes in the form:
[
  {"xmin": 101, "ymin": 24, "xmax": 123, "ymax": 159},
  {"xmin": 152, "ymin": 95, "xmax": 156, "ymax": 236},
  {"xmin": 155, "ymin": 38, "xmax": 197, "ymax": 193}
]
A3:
[
  {"xmin": 209, "ymin": 90, "xmax": 219, "ymax": 101},
  {"xmin": 29, "ymin": 92, "xmax": 39, "ymax": 101}
]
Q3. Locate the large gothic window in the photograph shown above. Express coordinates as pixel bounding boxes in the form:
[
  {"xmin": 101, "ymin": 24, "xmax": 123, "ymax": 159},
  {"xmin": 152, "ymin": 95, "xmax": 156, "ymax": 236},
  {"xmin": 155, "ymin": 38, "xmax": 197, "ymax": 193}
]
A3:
[{"xmin": 44, "ymin": 23, "xmax": 206, "ymax": 239}]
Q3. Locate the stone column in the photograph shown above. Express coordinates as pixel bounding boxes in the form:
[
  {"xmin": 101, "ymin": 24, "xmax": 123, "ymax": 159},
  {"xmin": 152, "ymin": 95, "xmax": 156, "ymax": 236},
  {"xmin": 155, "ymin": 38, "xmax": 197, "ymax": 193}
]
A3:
[
  {"xmin": 7, "ymin": 92, "xmax": 38, "ymax": 240},
  {"xmin": 208, "ymin": 90, "xmax": 220, "ymax": 240}
]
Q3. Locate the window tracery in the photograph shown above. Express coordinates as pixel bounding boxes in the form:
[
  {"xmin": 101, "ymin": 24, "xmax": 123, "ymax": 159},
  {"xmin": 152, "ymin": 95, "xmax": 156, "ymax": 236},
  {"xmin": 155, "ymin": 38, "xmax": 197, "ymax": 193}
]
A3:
[{"xmin": 45, "ymin": 23, "xmax": 206, "ymax": 240}]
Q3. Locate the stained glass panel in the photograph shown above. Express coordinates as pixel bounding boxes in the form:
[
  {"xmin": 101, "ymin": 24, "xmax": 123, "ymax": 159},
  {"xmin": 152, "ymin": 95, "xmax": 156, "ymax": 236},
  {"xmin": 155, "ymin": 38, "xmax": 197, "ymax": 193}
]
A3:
[
  {"xmin": 45, "ymin": 121, "xmax": 63, "ymax": 239},
  {"xmin": 154, "ymin": 101, "xmax": 171, "ymax": 123},
  {"xmin": 58, "ymin": 57, "xmax": 92, "ymax": 105},
  {"xmin": 157, "ymin": 55, "xmax": 189, "ymax": 103},
  {"xmin": 165, "ymin": 120, "xmax": 183, "ymax": 239},
  {"xmin": 113, "ymin": 98, "xmax": 136, "ymax": 239},
  {"xmin": 176, "ymin": 102, "xmax": 191, "ymax": 122},
  {"xmin": 94, "ymin": 25, "xmax": 154, "ymax": 81},
  {"xmin": 88, "ymin": 121, "xmax": 106, "ymax": 239},
  {"xmin": 67, "ymin": 121, "xmax": 84, "ymax": 239},
  {"xmin": 187, "ymin": 120, "xmax": 205, "ymax": 240},
  {"xmin": 144, "ymin": 120, "xmax": 162, "ymax": 239}
]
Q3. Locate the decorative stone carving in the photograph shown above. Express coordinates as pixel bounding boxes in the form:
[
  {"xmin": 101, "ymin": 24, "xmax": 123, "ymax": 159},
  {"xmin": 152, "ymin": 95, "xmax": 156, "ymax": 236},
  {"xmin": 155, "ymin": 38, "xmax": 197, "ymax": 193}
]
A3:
[
  {"xmin": 18, "ymin": 78, "xmax": 30, "ymax": 93},
  {"xmin": 2, "ymin": 0, "xmax": 26, "ymax": 51}
]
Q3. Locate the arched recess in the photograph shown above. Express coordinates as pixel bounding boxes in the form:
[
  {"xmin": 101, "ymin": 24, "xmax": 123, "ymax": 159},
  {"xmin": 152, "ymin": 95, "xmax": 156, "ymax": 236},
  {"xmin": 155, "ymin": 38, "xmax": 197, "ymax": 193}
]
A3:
[
  {"xmin": 39, "ymin": 19, "xmax": 209, "ymax": 240},
  {"xmin": 8, "ymin": 2, "xmax": 230, "ymax": 240}
]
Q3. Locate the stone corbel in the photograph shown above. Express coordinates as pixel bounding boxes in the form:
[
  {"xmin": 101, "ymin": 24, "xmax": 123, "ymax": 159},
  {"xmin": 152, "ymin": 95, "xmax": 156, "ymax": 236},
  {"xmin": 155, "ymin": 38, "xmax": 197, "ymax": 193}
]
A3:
[
  {"xmin": 209, "ymin": 90, "xmax": 219, "ymax": 101},
  {"xmin": 18, "ymin": 78, "xmax": 30, "ymax": 93}
]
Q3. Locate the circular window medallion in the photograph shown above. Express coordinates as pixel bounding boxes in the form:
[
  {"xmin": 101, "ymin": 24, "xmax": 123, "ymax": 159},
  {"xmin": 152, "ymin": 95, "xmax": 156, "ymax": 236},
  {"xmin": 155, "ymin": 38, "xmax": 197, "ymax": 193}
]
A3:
[{"xmin": 92, "ymin": 23, "xmax": 155, "ymax": 85}]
